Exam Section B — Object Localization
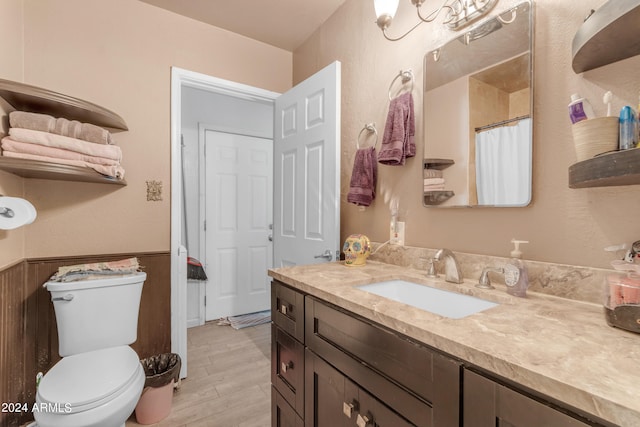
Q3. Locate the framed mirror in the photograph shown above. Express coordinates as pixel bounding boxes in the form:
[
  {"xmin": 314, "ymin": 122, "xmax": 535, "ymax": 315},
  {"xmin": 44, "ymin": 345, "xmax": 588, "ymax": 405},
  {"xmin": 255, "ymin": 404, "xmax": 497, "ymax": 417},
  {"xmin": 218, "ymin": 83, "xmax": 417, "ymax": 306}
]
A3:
[{"xmin": 423, "ymin": 1, "xmax": 533, "ymax": 208}]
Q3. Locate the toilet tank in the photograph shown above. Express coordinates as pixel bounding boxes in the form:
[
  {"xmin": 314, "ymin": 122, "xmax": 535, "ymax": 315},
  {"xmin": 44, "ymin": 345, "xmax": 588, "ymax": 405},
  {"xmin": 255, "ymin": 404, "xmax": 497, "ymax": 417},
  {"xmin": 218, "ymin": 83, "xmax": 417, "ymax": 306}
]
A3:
[{"xmin": 46, "ymin": 272, "xmax": 146, "ymax": 357}]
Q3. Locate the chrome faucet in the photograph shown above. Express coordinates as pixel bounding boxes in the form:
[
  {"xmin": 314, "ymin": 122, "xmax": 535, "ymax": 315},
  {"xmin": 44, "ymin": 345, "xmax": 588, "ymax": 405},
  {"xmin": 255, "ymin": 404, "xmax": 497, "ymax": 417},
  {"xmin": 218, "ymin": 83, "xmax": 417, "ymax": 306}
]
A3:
[
  {"xmin": 477, "ymin": 267, "xmax": 505, "ymax": 289},
  {"xmin": 433, "ymin": 248, "xmax": 464, "ymax": 284}
]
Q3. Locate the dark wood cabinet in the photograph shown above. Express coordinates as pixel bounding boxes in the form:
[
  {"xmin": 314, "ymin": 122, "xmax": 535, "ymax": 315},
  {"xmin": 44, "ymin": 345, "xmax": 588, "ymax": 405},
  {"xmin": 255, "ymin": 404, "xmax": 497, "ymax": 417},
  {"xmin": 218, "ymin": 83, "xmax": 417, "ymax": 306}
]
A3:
[
  {"xmin": 305, "ymin": 349, "xmax": 413, "ymax": 427},
  {"xmin": 305, "ymin": 296, "xmax": 460, "ymax": 427},
  {"xmin": 271, "ymin": 280, "xmax": 612, "ymax": 427},
  {"xmin": 273, "ymin": 386, "xmax": 304, "ymax": 427},
  {"xmin": 463, "ymin": 369, "xmax": 605, "ymax": 427}
]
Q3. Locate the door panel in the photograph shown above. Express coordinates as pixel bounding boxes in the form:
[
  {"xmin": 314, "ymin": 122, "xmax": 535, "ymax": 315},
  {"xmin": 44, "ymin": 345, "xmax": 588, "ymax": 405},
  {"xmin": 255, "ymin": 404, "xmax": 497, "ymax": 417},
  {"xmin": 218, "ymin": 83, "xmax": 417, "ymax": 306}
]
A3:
[
  {"xmin": 205, "ymin": 130, "xmax": 273, "ymax": 320},
  {"xmin": 274, "ymin": 62, "xmax": 341, "ymax": 268}
]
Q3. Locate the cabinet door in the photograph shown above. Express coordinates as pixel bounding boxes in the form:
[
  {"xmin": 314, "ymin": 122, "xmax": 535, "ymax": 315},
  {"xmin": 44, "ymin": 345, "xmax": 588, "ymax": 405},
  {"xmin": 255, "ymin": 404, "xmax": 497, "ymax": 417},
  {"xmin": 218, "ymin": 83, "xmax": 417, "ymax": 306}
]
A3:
[
  {"xmin": 464, "ymin": 369, "xmax": 593, "ymax": 427},
  {"xmin": 306, "ymin": 350, "xmax": 414, "ymax": 427},
  {"xmin": 305, "ymin": 349, "xmax": 349, "ymax": 427},
  {"xmin": 273, "ymin": 386, "xmax": 304, "ymax": 427}
]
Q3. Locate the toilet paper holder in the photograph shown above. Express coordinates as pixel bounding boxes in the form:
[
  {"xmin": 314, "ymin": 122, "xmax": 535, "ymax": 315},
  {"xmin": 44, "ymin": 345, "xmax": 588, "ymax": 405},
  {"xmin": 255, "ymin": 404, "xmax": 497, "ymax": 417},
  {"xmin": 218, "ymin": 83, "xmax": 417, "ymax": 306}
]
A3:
[
  {"xmin": 0, "ymin": 206, "xmax": 14, "ymax": 218},
  {"xmin": 0, "ymin": 195, "xmax": 37, "ymax": 229},
  {"xmin": 0, "ymin": 196, "xmax": 15, "ymax": 218}
]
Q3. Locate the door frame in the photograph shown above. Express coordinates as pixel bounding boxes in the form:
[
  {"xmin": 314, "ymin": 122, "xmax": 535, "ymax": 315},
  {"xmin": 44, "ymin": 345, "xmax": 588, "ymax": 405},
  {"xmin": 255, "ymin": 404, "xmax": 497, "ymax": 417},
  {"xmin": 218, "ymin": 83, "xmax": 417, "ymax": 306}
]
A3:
[{"xmin": 170, "ymin": 67, "xmax": 279, "ymax": 376}]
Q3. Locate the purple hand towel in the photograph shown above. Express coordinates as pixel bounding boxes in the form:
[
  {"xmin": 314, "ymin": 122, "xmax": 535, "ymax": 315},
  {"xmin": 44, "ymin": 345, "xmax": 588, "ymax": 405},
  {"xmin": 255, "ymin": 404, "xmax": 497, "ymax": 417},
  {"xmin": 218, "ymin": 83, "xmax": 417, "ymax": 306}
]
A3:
[
  {"xmin": 378, "ymin": 92, "xmax": 415, "ymax": 165},
  {"xmin": 347, "ymin": 147, "xmax": 377, "ymax": 207}
]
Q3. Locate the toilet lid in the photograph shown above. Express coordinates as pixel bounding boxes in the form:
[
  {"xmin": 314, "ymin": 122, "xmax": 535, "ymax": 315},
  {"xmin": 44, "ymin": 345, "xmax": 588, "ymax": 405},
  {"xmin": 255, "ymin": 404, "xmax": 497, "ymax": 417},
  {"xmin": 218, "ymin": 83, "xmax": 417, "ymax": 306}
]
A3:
[{"xmin": 38, "ymin": 346, "xmax": 141, "ymax": 411}]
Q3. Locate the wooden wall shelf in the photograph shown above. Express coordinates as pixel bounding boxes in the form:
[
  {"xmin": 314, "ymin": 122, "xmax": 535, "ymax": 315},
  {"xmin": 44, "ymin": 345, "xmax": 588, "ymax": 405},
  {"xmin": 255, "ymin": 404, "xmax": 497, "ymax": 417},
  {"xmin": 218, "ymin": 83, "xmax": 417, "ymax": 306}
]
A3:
[
  {"xmin": 0, "ymin": 78, "xmax": 128, "ymax": 185},
  {"xmin": 423, "ymin": 158, "xmax": 455, "ymax": 170},
  {"xmin": 572, "ymin": 0, "xmax": 640, "ymax": 73},
  {"xmin": 0, "ymin": 79, "xmax": 127, "ymax": 131},
  {"xmin": 568, "ymin": 149, "xmax": 640, "ymax": 188}
]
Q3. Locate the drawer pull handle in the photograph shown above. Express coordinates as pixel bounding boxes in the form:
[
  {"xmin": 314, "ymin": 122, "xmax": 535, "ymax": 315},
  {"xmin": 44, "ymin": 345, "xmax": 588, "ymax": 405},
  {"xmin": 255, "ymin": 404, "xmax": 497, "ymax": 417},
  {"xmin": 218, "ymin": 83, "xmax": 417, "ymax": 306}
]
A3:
[
  {"xmin": 280, "ymin": 303, "xmax": 293, "ymax": 315},
  {"xmin": 281, "ymin": 361, "xmax": 293, "ymax": 373},
  {"xmin": 52, "ymin": 294, "xmax": 74, "ymax": 302},
  {"xmin": 356, "ymin": 413, "xmax": 372, "ymax": 427},
  {"xmin": 342, "ymin": 401, "xmax": 358, "ymax": 418}
]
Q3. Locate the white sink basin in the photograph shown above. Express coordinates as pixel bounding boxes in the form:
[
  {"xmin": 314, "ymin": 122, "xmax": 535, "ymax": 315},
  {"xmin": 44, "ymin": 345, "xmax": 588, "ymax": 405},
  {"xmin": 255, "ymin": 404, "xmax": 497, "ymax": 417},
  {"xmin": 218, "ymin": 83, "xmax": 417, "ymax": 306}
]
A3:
[{"xmin": 357, "ymin": 280, "xmax": 498, "ymax": 319}]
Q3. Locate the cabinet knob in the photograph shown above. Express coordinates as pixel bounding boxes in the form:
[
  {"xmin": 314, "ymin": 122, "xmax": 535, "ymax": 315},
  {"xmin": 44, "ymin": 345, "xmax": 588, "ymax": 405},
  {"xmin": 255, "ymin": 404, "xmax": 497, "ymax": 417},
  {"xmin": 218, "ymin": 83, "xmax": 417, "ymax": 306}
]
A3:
[
  {"xmin": 281, "ymin": 361, "xmax": 293, "ymax": 373},
  {"xmin": 342, "ymin": 400, "xmax": 358, "ymax": 418},
  {"xmin": 280, "ymin": 304, "xmax": 287, "ymax": 315},
  {"xmin": 356, "ymin": 413, "xmax": 372, "ymax": 427}
]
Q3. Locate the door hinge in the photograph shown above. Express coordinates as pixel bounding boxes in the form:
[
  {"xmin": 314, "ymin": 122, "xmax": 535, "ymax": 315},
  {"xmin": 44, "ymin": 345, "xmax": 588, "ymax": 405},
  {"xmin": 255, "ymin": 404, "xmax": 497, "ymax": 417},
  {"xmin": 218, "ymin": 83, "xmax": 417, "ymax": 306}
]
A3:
[
  {"xmin": 204, "ymin": 295, "xmax": 206, "ymax": 306},
  {"xmin": 204, "ymin": 220, "xmax": 206, "ymax": 231}
]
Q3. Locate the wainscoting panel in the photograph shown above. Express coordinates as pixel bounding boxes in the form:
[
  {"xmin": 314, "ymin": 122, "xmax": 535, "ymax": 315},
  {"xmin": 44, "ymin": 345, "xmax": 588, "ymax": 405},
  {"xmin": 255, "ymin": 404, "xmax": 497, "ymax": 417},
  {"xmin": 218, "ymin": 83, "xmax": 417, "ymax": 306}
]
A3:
[{"xmin": 0, "ymin": 252, "xmax": 170, "ymax": 427}]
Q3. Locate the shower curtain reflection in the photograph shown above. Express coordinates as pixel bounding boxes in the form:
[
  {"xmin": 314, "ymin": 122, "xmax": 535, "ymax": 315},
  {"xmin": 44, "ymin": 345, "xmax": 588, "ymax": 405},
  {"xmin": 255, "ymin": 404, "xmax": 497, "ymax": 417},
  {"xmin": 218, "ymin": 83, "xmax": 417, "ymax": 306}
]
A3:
[{"xmin": 475, "ymin": 117, "xmax": 531, "ymax": 206}]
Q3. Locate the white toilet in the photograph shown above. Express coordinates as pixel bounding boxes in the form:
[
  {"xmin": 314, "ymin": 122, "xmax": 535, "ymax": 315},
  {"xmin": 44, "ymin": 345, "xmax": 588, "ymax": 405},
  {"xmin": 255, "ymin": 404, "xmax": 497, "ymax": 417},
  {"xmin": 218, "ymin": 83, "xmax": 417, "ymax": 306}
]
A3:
[{"xmin": 33, "ymin": 272, "xmax": 147, "ymax": 427}]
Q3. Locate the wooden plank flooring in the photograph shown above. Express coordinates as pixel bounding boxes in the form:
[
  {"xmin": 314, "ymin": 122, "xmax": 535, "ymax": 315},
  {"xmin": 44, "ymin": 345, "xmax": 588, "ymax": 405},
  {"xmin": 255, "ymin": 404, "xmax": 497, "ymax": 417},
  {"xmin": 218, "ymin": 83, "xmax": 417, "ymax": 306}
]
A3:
[{"xmin": 126, "ymin": 321, "xmax": 271, "ymax": 427}]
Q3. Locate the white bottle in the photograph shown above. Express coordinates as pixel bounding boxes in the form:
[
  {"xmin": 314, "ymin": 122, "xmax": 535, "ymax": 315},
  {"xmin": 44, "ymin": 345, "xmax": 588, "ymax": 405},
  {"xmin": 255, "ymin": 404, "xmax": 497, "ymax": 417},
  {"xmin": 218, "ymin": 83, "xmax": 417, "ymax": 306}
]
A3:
[
  {"xmin": 504, "ymin": 239, "xmax": 529, "ymax": 298},
  {"xmin": 568, "ymin": 94, "xmax": 595, "ymax": 124}
]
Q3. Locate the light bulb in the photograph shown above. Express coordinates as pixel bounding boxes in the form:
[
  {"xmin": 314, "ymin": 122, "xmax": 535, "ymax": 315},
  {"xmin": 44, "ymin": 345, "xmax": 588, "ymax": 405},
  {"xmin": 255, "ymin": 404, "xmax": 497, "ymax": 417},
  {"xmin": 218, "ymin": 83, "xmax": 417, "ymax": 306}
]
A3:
[{"xmin": 374, "ymin": 0, "xmax": 399, "ymax": 19}]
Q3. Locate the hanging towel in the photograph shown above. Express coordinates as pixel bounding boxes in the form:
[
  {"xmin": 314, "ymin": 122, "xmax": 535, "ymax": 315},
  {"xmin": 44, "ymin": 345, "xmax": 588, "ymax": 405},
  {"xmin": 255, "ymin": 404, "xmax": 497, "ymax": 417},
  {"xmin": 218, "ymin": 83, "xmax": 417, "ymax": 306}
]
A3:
[
  {"xmin": 347, "ymin": 147, "xmax": 377, "ymax": 207},
  {"xmin": 378, "ymin": 92, "xmax": 415, "ymax": 166}
]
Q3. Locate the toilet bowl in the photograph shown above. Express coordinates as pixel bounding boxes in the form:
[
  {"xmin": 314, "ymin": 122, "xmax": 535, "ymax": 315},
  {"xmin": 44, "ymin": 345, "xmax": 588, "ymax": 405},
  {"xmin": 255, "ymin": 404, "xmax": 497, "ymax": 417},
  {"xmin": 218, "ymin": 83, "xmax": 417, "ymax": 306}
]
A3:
[
  {"xmin": 32, "ymin": 272, "xmax": 147, "ymax": 427},
  {"xmin": 33, "ymin": 346, "xmax": 145, "ymax": 427}
]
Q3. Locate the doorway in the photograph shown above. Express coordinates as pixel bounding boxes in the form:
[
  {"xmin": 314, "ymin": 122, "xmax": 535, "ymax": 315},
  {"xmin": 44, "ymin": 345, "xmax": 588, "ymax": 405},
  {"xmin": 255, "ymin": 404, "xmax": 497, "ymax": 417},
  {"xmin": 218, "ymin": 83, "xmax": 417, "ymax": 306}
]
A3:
[{"xmin": 171, "ymin": 63, "xmax": 341, "ymax": 378}]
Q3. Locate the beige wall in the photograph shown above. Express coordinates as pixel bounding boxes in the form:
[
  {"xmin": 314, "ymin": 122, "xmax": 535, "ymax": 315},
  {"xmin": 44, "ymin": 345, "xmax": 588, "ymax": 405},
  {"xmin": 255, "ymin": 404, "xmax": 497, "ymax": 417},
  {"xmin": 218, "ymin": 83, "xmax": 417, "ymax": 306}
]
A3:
[
  {"xmin": 0, "ymin": 0, "xmax": 26, "ymax": 268},
  {"xmin": 0, "ymin": 0, "xmax": 292, "ymax": 268},
  {"xmin": 295, "ymin": 0, "xmax": 640, "ymax": 268}
]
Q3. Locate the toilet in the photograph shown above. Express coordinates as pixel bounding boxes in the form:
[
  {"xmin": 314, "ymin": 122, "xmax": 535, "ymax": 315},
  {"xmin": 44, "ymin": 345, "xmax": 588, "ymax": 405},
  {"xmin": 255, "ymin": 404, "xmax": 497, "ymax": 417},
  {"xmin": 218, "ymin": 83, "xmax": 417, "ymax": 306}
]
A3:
[{"xmin": 33, "ymin": 272, "xmax": 147, "ymax": 427}]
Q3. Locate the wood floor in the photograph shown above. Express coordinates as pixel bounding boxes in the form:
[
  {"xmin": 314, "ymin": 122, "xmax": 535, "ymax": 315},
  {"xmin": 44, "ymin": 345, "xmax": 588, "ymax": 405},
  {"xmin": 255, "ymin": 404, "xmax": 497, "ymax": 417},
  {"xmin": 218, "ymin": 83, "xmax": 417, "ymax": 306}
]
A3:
[{"xmin": 126, "ymin": 321, "xmax": 271, "ymax": 427}]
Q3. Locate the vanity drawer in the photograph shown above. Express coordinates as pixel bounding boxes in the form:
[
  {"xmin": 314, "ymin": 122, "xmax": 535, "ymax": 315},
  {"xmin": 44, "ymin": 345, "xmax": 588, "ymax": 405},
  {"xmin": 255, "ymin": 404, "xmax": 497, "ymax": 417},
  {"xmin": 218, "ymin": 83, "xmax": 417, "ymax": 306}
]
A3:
[
  {"xmin": 272, "ymin": 386, "xmax": 304, "ymax": 427},
  {"xmin": 272, "ymin": 324, "xmax": 305, "ymax": 417},
  {"xmin": 272, "ymin": 280, "xmax": 305, "ymax": 343},
  {"xmin": 305, "ymin": 297, "xmax": 460, "ymax": 427}
]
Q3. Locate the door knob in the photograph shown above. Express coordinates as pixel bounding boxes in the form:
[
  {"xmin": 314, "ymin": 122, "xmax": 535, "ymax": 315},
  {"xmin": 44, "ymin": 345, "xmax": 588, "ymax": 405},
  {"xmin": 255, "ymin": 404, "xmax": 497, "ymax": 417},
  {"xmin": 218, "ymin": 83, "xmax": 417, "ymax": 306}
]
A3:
[{"xmin": 314, "ymin": 249, "xmax": 333, "ymax": 260}]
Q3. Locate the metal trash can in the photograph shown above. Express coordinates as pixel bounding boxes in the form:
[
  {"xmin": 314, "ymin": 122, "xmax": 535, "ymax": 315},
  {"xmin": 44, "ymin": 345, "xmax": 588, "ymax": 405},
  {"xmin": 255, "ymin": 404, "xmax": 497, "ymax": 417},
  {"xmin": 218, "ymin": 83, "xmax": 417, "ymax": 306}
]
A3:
[{"xmin": 134, "ymin": 353, "xmax": 181, "ymax": 425}]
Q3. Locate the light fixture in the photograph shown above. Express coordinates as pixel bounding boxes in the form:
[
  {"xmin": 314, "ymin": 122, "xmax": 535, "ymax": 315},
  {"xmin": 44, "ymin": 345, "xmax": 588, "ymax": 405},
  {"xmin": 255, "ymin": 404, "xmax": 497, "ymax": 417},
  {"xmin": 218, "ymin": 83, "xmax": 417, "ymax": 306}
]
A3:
[{"xmin": 374, "ymin": 0, "xmax": 498, "ymax": 41}]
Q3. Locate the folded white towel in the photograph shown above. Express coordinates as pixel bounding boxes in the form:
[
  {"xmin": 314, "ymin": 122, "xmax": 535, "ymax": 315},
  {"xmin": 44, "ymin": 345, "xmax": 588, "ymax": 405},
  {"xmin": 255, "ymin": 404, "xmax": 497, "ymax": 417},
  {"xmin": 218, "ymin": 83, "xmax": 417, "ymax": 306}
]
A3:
[
  {"xmin": 423, "ymin": 177, "xmax": 445, "ymax": 186},
  {"xmin": 424, "ymin": 184, "xmax": 446, "ymax": 191},
  {"xmin": 423, "ymin": 168, "xmax": 443, "ymax": 179}
]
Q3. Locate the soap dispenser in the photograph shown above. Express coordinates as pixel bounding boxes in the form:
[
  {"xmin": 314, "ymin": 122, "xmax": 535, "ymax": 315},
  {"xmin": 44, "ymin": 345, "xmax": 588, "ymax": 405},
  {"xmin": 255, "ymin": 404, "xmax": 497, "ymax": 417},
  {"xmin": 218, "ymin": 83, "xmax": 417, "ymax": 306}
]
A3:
[{"xmin": 504, "ymin": 239, "xmax": 529, "ymax": 297}]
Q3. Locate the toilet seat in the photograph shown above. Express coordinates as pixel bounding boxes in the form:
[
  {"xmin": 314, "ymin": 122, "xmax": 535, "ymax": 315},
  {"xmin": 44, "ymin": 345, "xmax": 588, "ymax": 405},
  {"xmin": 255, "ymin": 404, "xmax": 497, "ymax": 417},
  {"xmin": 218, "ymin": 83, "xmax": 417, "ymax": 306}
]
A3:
[{"xmin": 37, "ymin": 346, "xmax": 142, "ymax": 414}]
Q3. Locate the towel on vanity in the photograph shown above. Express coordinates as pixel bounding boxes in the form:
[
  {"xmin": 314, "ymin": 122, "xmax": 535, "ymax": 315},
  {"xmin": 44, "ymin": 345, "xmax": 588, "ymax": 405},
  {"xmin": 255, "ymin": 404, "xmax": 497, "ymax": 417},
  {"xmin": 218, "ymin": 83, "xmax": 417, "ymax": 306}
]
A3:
[
  {"xmin": 347, "ymin": 147, "xmax": 377, "ymax": 207},
  {"xmin": 378, "ymin": 92, "xmax": 415, "ymax": 166},
  {"xmin": 10, "ymin": 111, "xmax": 115, "ymax": 145}
]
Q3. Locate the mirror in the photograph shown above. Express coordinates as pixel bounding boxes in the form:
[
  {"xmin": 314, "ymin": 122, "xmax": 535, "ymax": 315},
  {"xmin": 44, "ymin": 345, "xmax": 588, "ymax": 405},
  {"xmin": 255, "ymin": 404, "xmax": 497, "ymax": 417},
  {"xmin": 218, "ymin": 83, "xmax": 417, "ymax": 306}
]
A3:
[{"xmin": 423, "ymin": 1, "xmax": 533, "ymax": 208}]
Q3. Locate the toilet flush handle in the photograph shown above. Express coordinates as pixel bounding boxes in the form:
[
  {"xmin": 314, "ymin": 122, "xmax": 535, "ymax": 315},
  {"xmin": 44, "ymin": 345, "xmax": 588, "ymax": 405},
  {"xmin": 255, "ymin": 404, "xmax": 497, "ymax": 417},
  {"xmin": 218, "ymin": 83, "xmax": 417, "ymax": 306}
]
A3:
[{"xmin": 52, "ymin": 294, "xmax": 74, "ymax": 302}]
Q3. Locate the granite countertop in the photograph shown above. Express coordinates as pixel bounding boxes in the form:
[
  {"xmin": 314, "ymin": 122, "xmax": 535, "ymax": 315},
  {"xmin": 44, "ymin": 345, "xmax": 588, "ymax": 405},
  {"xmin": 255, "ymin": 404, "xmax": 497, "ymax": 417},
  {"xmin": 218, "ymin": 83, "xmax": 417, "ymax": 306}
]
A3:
[{"xmin": 268, "ymin": 260, "xmax": 640, "ymax": 426}]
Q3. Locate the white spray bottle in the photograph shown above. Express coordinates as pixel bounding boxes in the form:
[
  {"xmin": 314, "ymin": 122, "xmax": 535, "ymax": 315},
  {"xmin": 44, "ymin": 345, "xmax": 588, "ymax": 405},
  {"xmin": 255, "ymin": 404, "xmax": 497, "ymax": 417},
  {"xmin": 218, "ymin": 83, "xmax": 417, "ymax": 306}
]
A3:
[{"xmin": 504, "ymin": 239, "xmax": 529, "ymax": 297}]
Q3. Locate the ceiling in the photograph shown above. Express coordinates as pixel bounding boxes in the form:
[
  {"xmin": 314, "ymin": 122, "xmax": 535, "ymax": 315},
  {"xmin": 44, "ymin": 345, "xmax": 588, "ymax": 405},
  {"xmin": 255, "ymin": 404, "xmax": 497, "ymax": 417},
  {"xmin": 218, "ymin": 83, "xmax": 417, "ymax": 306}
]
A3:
[{"xmin": 139, "ymin": 0, "xmax": 348, "ymax": 52}]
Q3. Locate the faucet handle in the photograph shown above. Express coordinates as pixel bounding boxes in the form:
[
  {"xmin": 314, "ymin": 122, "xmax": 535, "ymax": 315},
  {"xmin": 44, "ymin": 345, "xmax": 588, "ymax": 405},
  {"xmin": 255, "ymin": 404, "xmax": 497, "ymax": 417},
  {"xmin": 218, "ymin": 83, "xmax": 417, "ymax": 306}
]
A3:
[
  {"xmin": 426, "ymin": 259, "xmax": 438, "ymax": 278},
  {"xmin": 477, "ymin": 267, "xmax": 504, "ymax": 290}
]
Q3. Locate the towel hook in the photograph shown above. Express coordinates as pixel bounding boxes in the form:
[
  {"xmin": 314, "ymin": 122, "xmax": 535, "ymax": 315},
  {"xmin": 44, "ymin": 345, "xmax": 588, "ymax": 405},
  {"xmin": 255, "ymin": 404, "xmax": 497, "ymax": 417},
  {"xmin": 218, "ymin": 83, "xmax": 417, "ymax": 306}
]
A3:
[
  {"xmin": 357, "ymin": 123, "xmax": 378, "ymax": 150},
  {"xmin": 497, "ymin": 7, "xmax": 517, "ymax": 24},
  {"xmin": 388, "ymin": 69, "xmax": 414, "ymax": 101}
]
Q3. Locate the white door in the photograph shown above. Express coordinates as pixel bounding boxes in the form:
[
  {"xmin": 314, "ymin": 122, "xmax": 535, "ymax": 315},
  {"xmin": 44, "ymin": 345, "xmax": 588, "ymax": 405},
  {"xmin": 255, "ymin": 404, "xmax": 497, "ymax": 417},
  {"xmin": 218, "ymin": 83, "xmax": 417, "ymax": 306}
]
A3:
[
  {"xmin": 204, "ymin": 129, "xmax": 273, "ymax": 320},
  {"xmin": 274, "ymin": 61, "xmax": 341, "ymax": 267}
]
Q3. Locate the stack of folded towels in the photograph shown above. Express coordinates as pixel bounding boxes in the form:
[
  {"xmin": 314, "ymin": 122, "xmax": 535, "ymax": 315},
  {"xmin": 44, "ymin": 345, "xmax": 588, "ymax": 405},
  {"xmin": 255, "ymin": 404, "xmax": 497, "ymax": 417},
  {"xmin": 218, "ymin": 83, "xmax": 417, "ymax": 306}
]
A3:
[
  {"xmin": 424, "ymin": 168, "xmax": 445, "ymax": 192},
  {"xmin": 1, "ymin": 111, "xmax": 125, "ymax": 180}
]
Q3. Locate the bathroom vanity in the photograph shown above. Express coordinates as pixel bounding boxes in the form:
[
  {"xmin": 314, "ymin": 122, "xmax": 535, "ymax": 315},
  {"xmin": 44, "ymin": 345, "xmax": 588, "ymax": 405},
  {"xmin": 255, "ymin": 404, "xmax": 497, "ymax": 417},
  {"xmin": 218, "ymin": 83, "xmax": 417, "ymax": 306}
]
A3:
[{"xmin": 269, "ymin": 261, "xmax": 637, "ymax": 427}]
